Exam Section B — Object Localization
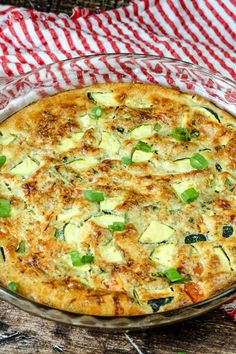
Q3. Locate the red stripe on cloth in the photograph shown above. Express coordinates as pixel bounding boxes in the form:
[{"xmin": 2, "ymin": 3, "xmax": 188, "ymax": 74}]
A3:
[
  {"xmin": 58, "ymin": 17, "xmax": 84, "ymax": 55},
  {"xmin": 205, "ymin": 0, "xmax": 236, "ymax": 40},
  {"xmin": 143, "ymin": 2, "xmax": 181, "ymax": 58},
  {"xmin": 108, "ymin": 10, "xmax": 154, "ymax": 54},
  {"xmin": 30, "ymin": 16, "xmax": 60, "ymax": 63},
  {"xmin": 82, "ymin": 17, "xmax": 107, "ymax": 52},
  {"xmin": 218, "ymin": 0, "xmax": 236, "ymax": 22},
  {"xmin": 156, "ymin": 1, "xmax": 215, "ymax": 69},
  {"xmin": 101, "ymin": 12, "xmax": 135, "ymax": 52},
  {"xmin": 92, "ymin": 14, "xmax": 120, "ymax": 53},
  {"xmin": 131, "ymin": 2, "xmax": 165, "ymax": 56},
  {"xmin": 168, "ymin": 0, "xmax": 236, "ymax": 78},
  {"xmin": 179, "ymin": 0, "xmax": 236, "ymax": 65},
  {"xmin": 192, "ymin": 0, "xmax": 234, "ymax": 51},
  {"xmin": 40, "ymin": 20, "xmax": 71, "ymax": 59},
  {"xmin": 71, "ymin": 20, "xmax": 94, "ymax": 53}
]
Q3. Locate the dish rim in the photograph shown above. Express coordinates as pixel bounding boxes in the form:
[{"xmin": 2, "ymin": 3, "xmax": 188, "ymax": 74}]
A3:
[{"xmin": 0, "ymin": 53, "xmax": 235, "ymax": 328}]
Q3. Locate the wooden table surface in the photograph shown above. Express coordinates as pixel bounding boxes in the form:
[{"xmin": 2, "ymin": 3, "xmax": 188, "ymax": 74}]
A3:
[{"xmin": 0, "ymin": 300, "xmax": 235, "ymax": 354}]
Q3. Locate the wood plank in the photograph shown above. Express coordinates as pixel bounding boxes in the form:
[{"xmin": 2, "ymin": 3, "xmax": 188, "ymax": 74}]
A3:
[{"xmin": 0, "ymin": 301, "xmax": 235, "ymax": 354}]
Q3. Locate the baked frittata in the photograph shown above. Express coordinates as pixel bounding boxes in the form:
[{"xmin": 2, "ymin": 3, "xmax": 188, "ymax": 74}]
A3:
[{"xmin": 0, "ymin": 83, "xmax": 235, "ymax": 316}]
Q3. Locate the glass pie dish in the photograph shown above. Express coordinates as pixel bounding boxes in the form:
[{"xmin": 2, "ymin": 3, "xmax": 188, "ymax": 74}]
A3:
[{"xmin": 0, "ymin": 54, "xmax": 235, "ymax": 330}]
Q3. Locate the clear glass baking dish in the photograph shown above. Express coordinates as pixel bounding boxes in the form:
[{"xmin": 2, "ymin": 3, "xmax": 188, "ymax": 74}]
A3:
[{"xmin": 0, "ymin": 54, "xmax": 235, "ymax": 330}]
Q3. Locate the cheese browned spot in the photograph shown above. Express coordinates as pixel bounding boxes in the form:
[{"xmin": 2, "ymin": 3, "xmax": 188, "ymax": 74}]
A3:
[{"xmin": 0, "ymin": 83, "xmax": 235, "ymax": 316}]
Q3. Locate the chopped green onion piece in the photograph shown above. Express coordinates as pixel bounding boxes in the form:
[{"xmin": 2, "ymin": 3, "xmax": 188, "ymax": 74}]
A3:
[
  {"xmin": 16, "ymin": 241, "xmax": 26, "ymax": 255},
  {"xmin": 135, "ymin": 141, "xmax": 152, "ymax": 152},
  {"xmin": 54, "ymin": 229, "xmax": 64, "ymax": 241},
  {"xmin": 0, "ymin": 155, "xmax": 6, "ymax": 166},
  {"xmin": 108, "ymin": 222, "xmax": 125, "ymax": 232},
  {"xmin": 0, "ymin": 199, "xmax": 11, "ymax": 218},
  {"xmin": 154, "ymin": 123, "xmax": 162, "ymax": 132},
  {"xmin": 8, "ymin": 281, "xmax": 18, "ymax": 292},
  {"xmin": 172, "ymin": 127, "xmax": 191, "ymax": 141},
  {"xmin": 90, "ymin": 106, "xmax": 103, "ymax": 119},
  {"xmin": 121, "ymin": 157, "xmax": 133, "ymax": 165},
  {"xmin": 70, "ymin": 251, "xmax": 94, "ymax": 267},
  {"xmin": 190, "ymin": 153, "xmax": 209, "ymax": 170},
  {"xmin": 164, "ymin": 268, "xmax": 182, "ymax": 282},
  {"xmin": 83, "ymin": 190, "xmax": 104, "ymax": 202},
  {"xmin": 180, "ymin": 188, "xmax": 199, "ymax": 204},
  {"xmin": 225, "ymin": 178, "xmax": 233, "ymax": 188}
]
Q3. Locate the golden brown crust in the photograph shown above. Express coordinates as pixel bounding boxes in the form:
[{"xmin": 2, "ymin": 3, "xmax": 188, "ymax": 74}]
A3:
[{"xmin": 0, "ymin": 83, "xmax": 235, "ymax": 316}]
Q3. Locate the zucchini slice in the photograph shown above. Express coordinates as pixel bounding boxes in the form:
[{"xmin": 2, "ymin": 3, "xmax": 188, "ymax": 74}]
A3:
[
  {"xmin": 185, "ymin": 234, "xmax": 207, "ymax": 244},
  {"xmin": 148, "ymin": 297, "xmax": 174, "ymax": 312},
  {"xmin": 214, "ymin": 246, "xmax": 232, "ymax": 271},
  {"xmin": 10, "ymin": 157, "xmax": 41, "ymax": 177},
  {"xmin": 100, "ymin": 132, "xmax": 120, "ymax": 155},
  {"xmin": 87, "ymin": 92, "xmax": 119, "ymax": 107},
  {"xmin": 130, "ymin": 125, "xmax": 154, "ymax": 140},
  {"xmin": 99, "ymin": 241, "xmax": 124, "ymax": 264},
  {"xmin": 150, "ymin": 244, "xmax": 177, "ymax": 268},
  {"xmin": 57, "ymin": 133, "xmax": 83, "ymax": 153},
  {"xmin": 100, "ymin": 195, "xmax": 124, "ymax": 212},
  {"xmin": 93, "ymin": 214, "xmax": 125, "ymax": 228},
  {"xmin": 0, "ymin": 133, "xmax": 16, "ymax": 145},
  {"xmin": 66, "ymin": 157, "xmax": 97, "ymax": 172},
  {"xmin": 132, "ymin": 150, "xmax": 153, "ymax": 163},
  {"xmin": 0, "ymin": 246, "xmax": 6, "ymax": 262},
  {"xmin": 139, "ymin": 221, "xmax": 174, "ymax": 244},
  {"xmin": 222, "ymin": 225, "xmax": 234, "ymax": 238},
  {"xmin": 195, "ymin": 107, "xmax": 221, "ymax": 123}
]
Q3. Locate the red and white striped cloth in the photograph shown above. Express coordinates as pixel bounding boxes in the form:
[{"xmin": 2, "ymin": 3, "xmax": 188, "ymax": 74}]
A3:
[
  {"xmin": 0, "ymin": 0, "xmax": 235, "ymax": 320},
  {"xmin": 0, "ymin": 0, "xmax": 235, "ymax": 80}
]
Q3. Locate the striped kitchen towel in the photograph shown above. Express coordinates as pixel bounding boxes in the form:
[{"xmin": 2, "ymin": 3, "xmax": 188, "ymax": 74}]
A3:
[
  {"xmin": 0, "ymin": 0, "xmax": 235, "ymax": 319},
  {"xmin": 0, "ymin": 0, "xmax": 235, "ymax": 80}
]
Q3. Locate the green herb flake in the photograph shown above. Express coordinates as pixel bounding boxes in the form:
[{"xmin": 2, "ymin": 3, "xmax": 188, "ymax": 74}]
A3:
[
  {"xmin": 16, "ymin": 240, "xmax": 26, "ymax": 255},
  {"xmin": 121, "ymin": 157, "xmax": 133, "ymax": 165},
  {"xmin": 70, "ymin": 251, "xmax": 94, "ymax": 267},
  {"xmin": 154, "ymin": 123, "xmax": 162, "ymax": 132},
  {"xmin": 135, "ymin": 141, "xmax": 152, "ymax": 152},
  {"xmin": 0, "ymin": 199, "xmax": 11, "ymax": 218},
  {"xmin": 8, "ymin": 281, "xmax": 18, "ymax": 292},
  {"xmin": 90, "ymin": 106, "xmax": 103, "ymax": 119},
  {"xmin": 83, "ymin": 190, "xmax": 104, "ymax": 203},
  {"xmin": 108, "ymin": 222, "xmax": 125, "ymax": 232},
  {"xmin": 0, "ymin": 155, "xmax": 6, "ymax": 166},
  {"xmin": 54, "ymin": 229, "xmax": 64, "ymax": 241}
]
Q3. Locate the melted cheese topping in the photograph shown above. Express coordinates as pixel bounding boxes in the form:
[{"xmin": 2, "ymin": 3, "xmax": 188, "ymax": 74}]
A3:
[{"xmin": 0, "ymin": 83, "xmax": 235, "ymax": 316}]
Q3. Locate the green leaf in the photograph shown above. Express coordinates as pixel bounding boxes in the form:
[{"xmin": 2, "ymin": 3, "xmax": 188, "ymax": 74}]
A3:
[
  {"xmin": 16, "ymin": 240, "xmax": 26, "ymax": 255},
  {"xmin": 83, "ymin": 190, "xmax": 104, "ymax": 203},
  {"xmin": 0, "ymin": 155, "xmax": 6, "ymax": 166},
  {"xmin": 154, "ymin": 123, "xmax": 162, "ymax": 132},
  {"xmin": 121, "ymin": 157, "xmax": 133, "ymax": 165},
  {"xmin": 135, "ymin": 141, "xmax": 152, "ymax": 152},
  {"xmin": 89, "ymin": 106, "xmax": 103, "ymax": 119},
  {"xmin": 108, "ymin": 222, "xmax": 125, "ymax": 232},
  {"xmin": 0, "ymin": 199, "xmax": 11, "ymax": 218},
  {"xmin": 8, "ymin": 282, "xmax": 18, "ymax": 292},
  {"xmin": 54, "ymin": 228, "xmax": 65, "ymax": 241},
  {"xmin": 70, "ymin": 251, "xmax": 94, "ymax": 267}
]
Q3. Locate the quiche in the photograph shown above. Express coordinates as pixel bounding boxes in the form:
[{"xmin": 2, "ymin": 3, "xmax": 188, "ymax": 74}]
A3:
[{"xmin": 0, "ymin": 83, "xmax": 235, "ymax": 316}]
